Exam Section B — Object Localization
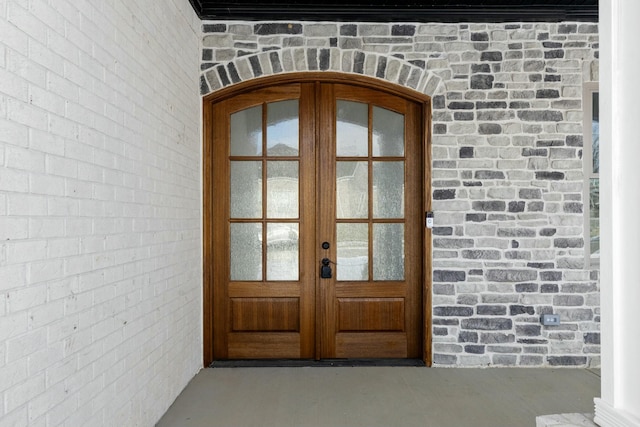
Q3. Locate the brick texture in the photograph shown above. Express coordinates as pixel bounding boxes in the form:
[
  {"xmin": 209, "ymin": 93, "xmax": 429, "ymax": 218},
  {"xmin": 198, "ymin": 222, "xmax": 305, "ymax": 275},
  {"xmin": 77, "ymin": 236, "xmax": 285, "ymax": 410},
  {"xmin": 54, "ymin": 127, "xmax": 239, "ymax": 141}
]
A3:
[
  {"xmin": 1, "ymin": 1, "xmax": 201, "ymax": 425},
  {"xmin": 199, "ymin": 21, "xmax": 600, "ymax": 368}
]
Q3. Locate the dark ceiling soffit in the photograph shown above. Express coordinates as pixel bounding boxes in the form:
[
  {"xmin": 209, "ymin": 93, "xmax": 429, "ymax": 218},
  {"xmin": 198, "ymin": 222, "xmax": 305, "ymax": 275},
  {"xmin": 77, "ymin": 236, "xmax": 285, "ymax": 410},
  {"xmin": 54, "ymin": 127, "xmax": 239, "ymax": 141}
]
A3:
[{"xmin": 187, "ymin": 2, "xmax": 598, "ymax": 22}]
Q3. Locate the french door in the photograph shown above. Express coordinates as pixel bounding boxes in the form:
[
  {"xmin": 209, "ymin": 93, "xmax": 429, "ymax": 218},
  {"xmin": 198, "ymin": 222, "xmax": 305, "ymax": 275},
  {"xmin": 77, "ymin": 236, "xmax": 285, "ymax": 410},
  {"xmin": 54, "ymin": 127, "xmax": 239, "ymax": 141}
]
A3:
[{"xmin": 205, "ymin": 77, "xmax": 428, "ymax": 362}]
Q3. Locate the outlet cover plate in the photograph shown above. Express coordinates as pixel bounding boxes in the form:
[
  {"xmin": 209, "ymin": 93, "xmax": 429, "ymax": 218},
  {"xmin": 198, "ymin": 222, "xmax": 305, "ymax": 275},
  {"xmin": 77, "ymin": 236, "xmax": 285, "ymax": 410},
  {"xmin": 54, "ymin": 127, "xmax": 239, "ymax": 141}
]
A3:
[{"xmin": 541, "ymin": 314, "xmax": 561, "ymax": 326}]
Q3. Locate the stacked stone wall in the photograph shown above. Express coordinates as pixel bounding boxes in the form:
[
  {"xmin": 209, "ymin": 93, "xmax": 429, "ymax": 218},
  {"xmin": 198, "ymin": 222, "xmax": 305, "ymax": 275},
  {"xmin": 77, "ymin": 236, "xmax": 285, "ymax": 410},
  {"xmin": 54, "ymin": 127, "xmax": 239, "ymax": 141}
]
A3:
[{"xmin": 200, "ymin": 21, "xmax": 600, "ymax": 367}]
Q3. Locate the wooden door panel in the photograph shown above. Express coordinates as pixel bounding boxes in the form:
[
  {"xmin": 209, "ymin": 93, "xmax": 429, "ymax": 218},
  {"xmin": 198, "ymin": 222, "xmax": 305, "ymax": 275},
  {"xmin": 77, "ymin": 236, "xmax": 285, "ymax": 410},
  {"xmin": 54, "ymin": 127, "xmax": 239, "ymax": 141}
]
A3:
[
  {"xmin": 211, "ymin": 83, "xmax": 316, "ymax": 360},
  {"xmin": 231, "ymin": 298, "xmax": 300, "ymax": 331},
  {"xmin": 228, "ymin": 333, "xmax": 301, "ymax": 359},
  {"xmin": 318, "ymin": 83, "xmax": 423, "ymax": 359},
  {"xmin": 223, "ymin": 85, "xmax": 303, "ymax": 113},
  {"xmin": 335, "ymin": 333, "xmax": 408, "ymax": 358},
  {"xmin": 228, "ymin": 282, "xmax": 301, "ymax": 297},
  {"xmin": 334, "ymin": 283, "xmax": 407, "ymax": 296},
  {"xmin": 337, "ymin": 298, "xmax": 405, "ymax": 331}
]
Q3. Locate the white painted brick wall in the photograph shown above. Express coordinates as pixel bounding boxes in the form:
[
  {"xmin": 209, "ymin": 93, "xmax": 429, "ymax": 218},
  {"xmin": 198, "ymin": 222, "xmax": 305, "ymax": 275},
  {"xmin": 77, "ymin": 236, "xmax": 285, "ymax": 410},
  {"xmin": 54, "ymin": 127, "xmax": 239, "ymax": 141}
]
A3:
[{"xmin": 1, "ymin": 0, "xmax": 202, "ymax": 425}]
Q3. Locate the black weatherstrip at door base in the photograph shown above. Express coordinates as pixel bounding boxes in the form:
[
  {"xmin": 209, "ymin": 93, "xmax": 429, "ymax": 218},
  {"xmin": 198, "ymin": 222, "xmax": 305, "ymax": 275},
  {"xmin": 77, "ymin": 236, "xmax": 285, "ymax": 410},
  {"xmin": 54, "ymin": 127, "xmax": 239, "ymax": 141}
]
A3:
[{"xmin": 209, "ymin": 359, "xmax": 425, "ymax": 368}]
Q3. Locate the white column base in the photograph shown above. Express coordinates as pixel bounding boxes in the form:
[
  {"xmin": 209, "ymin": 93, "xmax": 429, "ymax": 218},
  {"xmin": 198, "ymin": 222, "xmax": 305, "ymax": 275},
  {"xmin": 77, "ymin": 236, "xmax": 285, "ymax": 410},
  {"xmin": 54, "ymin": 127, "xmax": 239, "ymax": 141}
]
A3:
[
  {"xmin": 536, "ymin": 413, "xmax": 597, "ymax": 427},
  {"xmin": 594, "ymin": 399, "xmax": 640, "ymax": 427}
]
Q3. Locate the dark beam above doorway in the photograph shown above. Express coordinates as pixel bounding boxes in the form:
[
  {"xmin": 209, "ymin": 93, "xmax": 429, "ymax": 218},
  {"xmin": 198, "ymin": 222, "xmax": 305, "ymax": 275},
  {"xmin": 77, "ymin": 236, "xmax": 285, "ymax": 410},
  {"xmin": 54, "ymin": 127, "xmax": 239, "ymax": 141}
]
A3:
[{"xmin": 188, "ymin": 0, "xmax": 598, "ymax": 22}]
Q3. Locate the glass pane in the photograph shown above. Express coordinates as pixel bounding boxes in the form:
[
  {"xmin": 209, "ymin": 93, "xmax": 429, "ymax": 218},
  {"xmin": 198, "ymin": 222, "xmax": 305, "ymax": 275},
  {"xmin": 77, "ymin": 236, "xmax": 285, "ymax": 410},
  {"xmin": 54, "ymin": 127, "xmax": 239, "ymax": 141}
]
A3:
[
  {"xmin": 230, "ymin": 223, "xmax": 262, "ymax": 281},
  {"xmin": 337, "ymin": 223, "xmax": 368, "ymax": 281},
  {"xmin": 374, "ymin": 224, "xmax": 405, "ymax": 281},
  {"xmin": 230, "ymin": 161, "xmax": 262, "ymax": 218},
  {"xmin": 267, "ymin": 161, "xmax": 299, "ymax": 219},
  {"xmin": 337, "ymin": 162, "xmax": 368, "ymax": 219},
  {"xmin": 373, "ymin": 161, "xmax": 404, "ymax": 219},
  {"xmin": 590, "ymin": 178, "xmax": 600, "ymax": 258},
  {"xmin": 267, "ymin": 100, "xmax": 299, "ymax": 156},
  {"xmin": 373, "ymin": 106, "xmax": 404, "ymax": 157},
  {"xmin": 231, "ymin": 106, "xmax": 262, "ymax": 156},
  {"xmin": 592, "ymin": 92, "xmax": 599, "ymax": 174},
  {"xmin": 266, "ymin": 223, "xmax": 299, "ymax": 281},
  {"xmin": 337, "ymin": 100, "xmax": 368, "ymax": 157}
]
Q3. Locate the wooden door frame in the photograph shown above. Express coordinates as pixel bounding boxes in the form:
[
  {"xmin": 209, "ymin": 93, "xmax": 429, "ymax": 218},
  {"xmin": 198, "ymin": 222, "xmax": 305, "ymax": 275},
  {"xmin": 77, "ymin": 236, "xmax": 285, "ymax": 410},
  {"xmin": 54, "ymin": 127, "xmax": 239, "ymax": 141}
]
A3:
[{"xmin": 202, "ymin": 72, "xmax": 433, "ymax": 367}]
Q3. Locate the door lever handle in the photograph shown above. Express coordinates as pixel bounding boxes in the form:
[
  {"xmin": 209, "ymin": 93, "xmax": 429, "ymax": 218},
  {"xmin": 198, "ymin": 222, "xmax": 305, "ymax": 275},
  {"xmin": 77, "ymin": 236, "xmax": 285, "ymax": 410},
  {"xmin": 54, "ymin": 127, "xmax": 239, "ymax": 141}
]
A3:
[{"xmin": 320, "ymin": 258, "xmax": 332, "ymax": 279}]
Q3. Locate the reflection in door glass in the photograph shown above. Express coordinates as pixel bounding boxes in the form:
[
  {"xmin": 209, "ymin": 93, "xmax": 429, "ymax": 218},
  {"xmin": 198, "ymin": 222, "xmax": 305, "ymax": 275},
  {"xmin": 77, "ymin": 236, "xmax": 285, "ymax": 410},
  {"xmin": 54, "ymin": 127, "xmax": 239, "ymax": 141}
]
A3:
[
  {"xmin": 230, "ymin": 161, "xmax": 262, "ymax": 218},
  {"xmin": 373, "ymin": 106, "xmax": 404, "ymax": 157},
  {"xmin": 337, "ymin": 223, "xmax": 368, "ymax": 281},
  {"xmin": 267, "ymin": 223, "xmax": 299, "ymax": 281},
  {"xmin": 267, "ymin": 161, "xmax": 299, "ymax": 219},
  {"xmin": 337, "ymin": 101, "xmax": 368, "ymax": 157},
  {"xmin": 230, "ymin": 223, "xmax": 262, "ymax": 281},
  {"xmin": 267, "ymin": 100, "xmax": 299, "ymax": 156},
  {"xmin": 373, "ymin": 161, "xmax": 404, "ymax": 219},
  {"xmin": 336, "ymin": 162, "xmax": 368, "ymax": 219},
  {"xmin": 373, "ymin": 224, "xmax": 404, "ymax": 280},
  {"xmin": 231, "ymin": 106, "xmax": 262, "ymax": 156}
]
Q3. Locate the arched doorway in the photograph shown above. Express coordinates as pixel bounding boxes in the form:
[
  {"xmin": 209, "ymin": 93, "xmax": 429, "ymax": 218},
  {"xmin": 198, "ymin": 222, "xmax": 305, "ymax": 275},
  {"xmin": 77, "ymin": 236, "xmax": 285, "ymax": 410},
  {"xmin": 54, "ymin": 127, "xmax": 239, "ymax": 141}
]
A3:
[{"xmin": 203, "ymin": 73, "xmax": 432, "ymax": 365}]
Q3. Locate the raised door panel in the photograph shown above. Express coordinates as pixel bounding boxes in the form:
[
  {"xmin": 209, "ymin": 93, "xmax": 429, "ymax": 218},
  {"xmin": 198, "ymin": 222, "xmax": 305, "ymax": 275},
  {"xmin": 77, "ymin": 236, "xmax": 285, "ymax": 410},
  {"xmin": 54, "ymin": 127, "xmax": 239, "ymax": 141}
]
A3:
[{"xmin": 337, "ymin": 298, "xmax": 405, "ymax": 331}]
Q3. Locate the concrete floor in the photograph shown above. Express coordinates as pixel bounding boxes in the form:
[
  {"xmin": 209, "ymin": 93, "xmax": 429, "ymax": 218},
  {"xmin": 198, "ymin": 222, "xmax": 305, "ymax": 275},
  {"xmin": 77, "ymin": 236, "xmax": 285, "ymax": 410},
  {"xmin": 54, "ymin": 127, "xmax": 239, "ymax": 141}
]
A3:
[{"xmin": 156, "ymin": 367, "xmax": 600, "ymax": 427}]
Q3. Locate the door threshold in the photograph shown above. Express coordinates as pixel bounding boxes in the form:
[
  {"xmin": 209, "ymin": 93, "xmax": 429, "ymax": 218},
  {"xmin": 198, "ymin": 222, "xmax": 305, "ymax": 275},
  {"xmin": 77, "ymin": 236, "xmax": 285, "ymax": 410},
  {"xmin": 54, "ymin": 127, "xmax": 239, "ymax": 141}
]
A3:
[{"xmin": 209, "ymin": 359, "xmax": 425, "ymax": 368}]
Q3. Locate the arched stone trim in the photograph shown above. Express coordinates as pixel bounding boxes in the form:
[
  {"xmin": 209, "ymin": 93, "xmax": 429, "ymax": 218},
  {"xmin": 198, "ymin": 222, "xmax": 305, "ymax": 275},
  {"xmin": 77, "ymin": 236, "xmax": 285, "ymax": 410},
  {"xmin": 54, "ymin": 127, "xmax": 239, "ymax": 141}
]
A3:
[{"xmin": 200, "ymin": 47, "xmax": 443, "ymax": 97}]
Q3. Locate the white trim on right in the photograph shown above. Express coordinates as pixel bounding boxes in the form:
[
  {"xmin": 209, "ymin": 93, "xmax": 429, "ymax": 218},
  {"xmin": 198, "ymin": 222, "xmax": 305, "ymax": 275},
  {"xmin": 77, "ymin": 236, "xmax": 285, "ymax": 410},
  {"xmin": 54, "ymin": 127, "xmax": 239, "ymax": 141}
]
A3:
[
  {"xmin": 595, "ymin": 399, "xmax": 640, "ymax": 427},
  {"xmin": 598, "ymin": 0, "xmax": 640, "ymax": 425}
]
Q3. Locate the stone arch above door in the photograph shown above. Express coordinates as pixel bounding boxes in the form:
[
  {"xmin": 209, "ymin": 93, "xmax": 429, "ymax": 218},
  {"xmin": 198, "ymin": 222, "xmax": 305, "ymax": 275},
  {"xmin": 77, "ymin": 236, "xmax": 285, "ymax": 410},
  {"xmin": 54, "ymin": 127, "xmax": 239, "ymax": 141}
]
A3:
[{"xmin": 200, "ymin": 47, "xmax": 443, "ymax": 97}]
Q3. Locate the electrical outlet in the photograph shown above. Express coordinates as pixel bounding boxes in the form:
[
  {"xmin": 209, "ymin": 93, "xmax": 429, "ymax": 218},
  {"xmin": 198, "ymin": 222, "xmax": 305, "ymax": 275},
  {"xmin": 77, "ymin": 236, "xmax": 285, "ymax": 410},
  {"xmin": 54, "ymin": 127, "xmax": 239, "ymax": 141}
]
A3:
[{"xmin": 541, "ymin": 314, "xmax": 561, "ymax": 326}]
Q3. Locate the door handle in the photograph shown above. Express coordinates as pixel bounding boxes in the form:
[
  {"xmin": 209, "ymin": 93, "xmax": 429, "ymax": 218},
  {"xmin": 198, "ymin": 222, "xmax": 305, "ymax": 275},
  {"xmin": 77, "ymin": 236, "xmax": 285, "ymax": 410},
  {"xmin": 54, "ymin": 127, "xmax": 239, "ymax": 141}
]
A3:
[{"xmin": 320, "ymin": 258, "xmax": 332, "ymax": 279}]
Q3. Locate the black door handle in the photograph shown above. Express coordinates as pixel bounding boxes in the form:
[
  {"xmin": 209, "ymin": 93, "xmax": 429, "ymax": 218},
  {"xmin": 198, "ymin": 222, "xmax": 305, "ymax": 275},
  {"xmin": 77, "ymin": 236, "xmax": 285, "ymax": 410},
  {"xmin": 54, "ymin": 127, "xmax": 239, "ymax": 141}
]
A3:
[{"xmin": 320, "ymin": 258, "xmax": 332, "ymax": 279}]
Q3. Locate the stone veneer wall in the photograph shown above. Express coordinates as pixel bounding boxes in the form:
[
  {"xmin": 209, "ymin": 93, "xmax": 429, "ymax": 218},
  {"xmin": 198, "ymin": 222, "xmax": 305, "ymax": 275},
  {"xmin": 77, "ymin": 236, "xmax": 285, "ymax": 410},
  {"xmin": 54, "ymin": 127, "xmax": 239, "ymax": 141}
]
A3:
[{"xmin": 199, "ymin": 21, "xmax": 600, "ymax": 368}]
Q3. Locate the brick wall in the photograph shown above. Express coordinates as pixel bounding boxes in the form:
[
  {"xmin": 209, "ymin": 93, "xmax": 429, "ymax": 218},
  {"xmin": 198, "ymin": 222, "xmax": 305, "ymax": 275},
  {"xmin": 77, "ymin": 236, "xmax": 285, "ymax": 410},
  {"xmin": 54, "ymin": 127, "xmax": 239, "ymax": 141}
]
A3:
[
  {"xmin": 200, "ymin": 21, "xmax": 600, "ymax": 368},
  {"xmin": 1, "ymin": 1, "xmax": 202, "ymax": 425}
]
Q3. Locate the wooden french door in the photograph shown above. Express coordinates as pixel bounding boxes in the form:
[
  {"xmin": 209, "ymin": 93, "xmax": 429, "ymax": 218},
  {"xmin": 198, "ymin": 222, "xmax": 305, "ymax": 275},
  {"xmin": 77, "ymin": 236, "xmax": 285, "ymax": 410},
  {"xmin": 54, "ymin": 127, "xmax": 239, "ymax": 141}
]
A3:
[{"xmin": 205, "ymin": 77, "xmax": 428, "ymax": 362}]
